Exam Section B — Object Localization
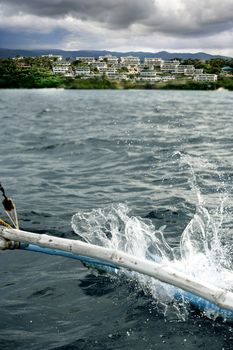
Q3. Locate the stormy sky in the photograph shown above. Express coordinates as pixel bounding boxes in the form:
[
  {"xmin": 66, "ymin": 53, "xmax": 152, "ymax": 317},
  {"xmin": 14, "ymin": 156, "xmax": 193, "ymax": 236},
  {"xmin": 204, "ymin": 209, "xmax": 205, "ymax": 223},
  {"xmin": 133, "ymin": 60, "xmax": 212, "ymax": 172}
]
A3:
[{"xmin": 0, "ymin": 0, "xmax": 232, "ymax": 56}]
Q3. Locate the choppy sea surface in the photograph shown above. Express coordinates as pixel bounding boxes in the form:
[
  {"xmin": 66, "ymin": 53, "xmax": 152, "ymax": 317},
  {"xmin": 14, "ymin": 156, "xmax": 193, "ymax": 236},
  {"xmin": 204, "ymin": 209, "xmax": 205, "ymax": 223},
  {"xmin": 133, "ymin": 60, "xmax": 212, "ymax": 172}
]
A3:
[{"xmin": 1, "ymin": 89, "xmax": 233, "ymax": 349}]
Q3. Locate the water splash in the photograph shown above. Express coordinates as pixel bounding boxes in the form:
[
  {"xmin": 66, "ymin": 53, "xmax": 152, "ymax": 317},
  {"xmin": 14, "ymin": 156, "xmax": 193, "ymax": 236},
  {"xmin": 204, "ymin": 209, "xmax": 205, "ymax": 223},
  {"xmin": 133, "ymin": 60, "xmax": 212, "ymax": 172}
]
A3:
[
  {"xmin": 71, "ymin": 154, "xmax": 233, "ymax": 320},
  {"xmin": 72, "ymin": 203, "xmax": 184, "ymax": 318},
  {"xmin": 72, "ymin": 203, "xmax": 173, "ymax": 263}
]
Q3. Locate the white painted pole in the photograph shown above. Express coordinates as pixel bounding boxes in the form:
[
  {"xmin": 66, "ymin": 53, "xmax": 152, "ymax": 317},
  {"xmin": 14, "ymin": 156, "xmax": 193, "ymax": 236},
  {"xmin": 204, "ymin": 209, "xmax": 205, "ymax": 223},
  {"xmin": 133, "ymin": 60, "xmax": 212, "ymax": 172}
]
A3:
[{"xmin": 1, "ymin": 226, "xmax": 233, "ymax": 312}]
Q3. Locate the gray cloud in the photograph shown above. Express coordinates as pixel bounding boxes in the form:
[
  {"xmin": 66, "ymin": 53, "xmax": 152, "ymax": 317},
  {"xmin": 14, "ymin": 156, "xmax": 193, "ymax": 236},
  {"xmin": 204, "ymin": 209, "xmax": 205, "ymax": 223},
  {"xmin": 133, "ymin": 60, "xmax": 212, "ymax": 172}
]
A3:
[
  {"xmin": 0, "ymin": 0, "xmax": 232, "ymax": 55},
  {"xmin": 143, "ymin": 1, "xmax": 233, "ymax": 37},
  {"xmin": 1, "ymin": 0, "xmax": 232, "ymax": 36},
  {"xmin": 1, "ymin": 0, "xmax": 155, "ymax": 29}
]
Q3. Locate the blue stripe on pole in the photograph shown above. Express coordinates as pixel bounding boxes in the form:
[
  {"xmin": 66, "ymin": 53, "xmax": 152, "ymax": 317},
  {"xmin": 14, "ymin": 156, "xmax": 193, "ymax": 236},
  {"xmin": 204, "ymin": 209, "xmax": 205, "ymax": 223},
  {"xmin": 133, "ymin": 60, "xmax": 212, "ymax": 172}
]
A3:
[
  {"xmin": 21, "ymin": 243, "xmax": 119, "ymax": 273},
  {"xmin": 20, "ymin": 243, "xmax": 233, "ymax": 321}
]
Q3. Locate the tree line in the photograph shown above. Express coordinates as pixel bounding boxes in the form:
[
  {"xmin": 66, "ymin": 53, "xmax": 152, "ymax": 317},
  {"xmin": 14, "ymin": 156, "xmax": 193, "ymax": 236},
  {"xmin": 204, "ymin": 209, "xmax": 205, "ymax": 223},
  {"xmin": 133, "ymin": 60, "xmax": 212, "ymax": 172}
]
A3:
[{"xmin": 0, "ymin": 57, "xmax": 233, "ymax": 89}]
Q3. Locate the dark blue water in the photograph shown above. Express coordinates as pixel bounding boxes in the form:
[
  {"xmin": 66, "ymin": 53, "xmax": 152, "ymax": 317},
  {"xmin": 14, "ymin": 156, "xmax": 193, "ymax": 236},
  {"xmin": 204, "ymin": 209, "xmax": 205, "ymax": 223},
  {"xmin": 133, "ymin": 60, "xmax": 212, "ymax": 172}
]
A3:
[{"xmin": 0, "ymin": 89, "xmax": 233, "ymax": 349}]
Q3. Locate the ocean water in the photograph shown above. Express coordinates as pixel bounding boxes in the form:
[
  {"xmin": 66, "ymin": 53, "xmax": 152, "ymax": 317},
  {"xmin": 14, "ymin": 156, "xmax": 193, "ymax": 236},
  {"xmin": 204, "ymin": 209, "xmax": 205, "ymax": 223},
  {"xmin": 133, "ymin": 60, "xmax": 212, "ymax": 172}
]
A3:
[{"xmin": 0, "ymin": 89, "xmax": 233, "ymax": 349}]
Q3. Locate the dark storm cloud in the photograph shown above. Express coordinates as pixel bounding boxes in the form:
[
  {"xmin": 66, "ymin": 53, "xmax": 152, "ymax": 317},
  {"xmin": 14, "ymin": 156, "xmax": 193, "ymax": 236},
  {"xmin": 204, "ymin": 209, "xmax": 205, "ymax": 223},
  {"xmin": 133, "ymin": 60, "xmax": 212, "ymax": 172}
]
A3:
[
  {"xmin": 1, "ymin": 0, "xmax": 233, "ymax": 37},
  {"xmin": 0, "ymin": 0, "xmax": 232, "ymax": 54},
  {"xmin": 1, "ymin": 0, "xmax": 155, "ymax": 29}
]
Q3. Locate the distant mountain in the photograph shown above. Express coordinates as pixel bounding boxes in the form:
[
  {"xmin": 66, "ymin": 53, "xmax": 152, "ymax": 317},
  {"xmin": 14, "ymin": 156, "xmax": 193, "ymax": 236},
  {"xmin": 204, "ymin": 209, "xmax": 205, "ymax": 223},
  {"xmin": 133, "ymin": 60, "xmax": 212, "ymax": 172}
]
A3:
[{"xmin": 0, "ymin": 48, "xmax": 231, "ymax": 60}]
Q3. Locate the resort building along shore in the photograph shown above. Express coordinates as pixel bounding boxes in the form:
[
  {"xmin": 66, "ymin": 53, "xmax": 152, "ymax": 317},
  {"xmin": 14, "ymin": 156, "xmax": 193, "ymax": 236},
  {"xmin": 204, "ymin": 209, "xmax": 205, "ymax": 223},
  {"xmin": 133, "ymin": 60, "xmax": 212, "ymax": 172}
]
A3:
[{"xmin": 50, "ymin": 54, "xmax": 218, "ymax": 82}]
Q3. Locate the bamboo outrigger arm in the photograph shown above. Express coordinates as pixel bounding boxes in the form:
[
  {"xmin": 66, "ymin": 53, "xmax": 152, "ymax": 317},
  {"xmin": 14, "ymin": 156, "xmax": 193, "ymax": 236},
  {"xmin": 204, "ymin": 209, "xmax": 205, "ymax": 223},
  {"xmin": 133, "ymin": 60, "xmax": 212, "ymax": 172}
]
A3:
[{"xmin": 1, "ymin": 226, "xmax": 233, "ymax": 314}]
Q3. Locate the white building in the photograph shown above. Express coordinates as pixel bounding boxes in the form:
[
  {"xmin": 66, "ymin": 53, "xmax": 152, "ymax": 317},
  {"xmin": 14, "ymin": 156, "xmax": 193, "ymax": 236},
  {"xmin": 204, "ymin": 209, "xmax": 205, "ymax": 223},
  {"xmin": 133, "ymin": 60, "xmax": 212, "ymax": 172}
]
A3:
[
  {"xmin": 52, "ymin": 62, "xmax": 71, "ymax": 74},
  {"xmin": 139, "ymin": 70, "xmax": 157, "ymax": 78},
  {"xmin": 120, "ymin": 56, "xmax": 140, "ymax": 66},
  {"xmin": 108, "ymin": 73, "xmax": 128, "ymax": 80},
  {"xmin": 144, "ymin": 58, "xmax": 163, "ymax": 67},
  {"xmin": 160, "ymin": 76, "xmax": 175, "ymax": 81},
  {"xmin": 42, "ymin": 54, "xmax": 63, "ymax": 61},
  {"xmin": 13, "ymin": 56, "xmax": 25, "ymax": 60},
  {"xmin": 75, "ymin": 67, "xmax": 91, "ymax": 76},
  {"xmin": 161, "ymin": 60, "xmax": 180, "ymax": 72},
  {"xmin": 99, "ymin": 55, "xmax": 119, "ymax": 64},
  {"xmin": 54, "ymin": 60, "xmax": 71, "ymax": 66},
  {"xmin": 98, "ymin": 66, "xmax": 108, "ymax": 74},
  {"xmin": 75, "ymin": 57, "xmax": 95, "ymax": 64},
  {"xmin": 175, "ymin": 65, "xmax": 195, "ymax": 75},
  {"xmin": 138, "ymin": 76, "xmax": 160, "ymax": 82},
  {"xmin": 194, "ymin": 69, "xmax": 204, "ymax": 75},
  {"xmin": 220, "ymin": 66, "xmax": 233, "ymax": 77},
  {"xmin": 193, "ymin": 74, "xmax": 217, "ymax": 82},
  {"xmin": 91, "ymin": 61, "xmax": 107, "ymax": 69},
  {"xmin": 106, "ymin": 68, "xmax": 117, "ymax": 75}
]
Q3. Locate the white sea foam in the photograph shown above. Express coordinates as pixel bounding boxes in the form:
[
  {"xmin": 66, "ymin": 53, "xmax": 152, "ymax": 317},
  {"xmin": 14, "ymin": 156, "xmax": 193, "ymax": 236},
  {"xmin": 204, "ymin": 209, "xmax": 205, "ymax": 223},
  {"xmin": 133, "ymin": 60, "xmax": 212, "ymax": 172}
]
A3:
[{"xmin": 71, "ymin": 153, "xmax": 233, "ymax": 320}]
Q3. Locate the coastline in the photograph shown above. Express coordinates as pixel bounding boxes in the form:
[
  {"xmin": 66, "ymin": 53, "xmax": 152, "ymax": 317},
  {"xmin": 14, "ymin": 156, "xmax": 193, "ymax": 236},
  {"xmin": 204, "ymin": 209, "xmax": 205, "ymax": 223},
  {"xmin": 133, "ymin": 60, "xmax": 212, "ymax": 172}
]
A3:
[
  {"xmin": 0, "ymin": 78, "xmax": 232, "ymax": 90},
  {"xmin": 1, "ymin": 56, "xmax": 232, "ymax": 90}
]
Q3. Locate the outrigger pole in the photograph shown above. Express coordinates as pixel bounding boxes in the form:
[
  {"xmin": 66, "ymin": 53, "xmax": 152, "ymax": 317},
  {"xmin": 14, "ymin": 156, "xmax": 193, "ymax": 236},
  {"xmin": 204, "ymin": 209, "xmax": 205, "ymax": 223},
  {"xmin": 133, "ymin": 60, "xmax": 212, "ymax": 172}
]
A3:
[
  {"xmin": 1, "ymin": 183, "xmax": 233, "ymax": 319},
  {"xmin": 1, "ymin": 226, "xmax": 233, "ymax": 314}
]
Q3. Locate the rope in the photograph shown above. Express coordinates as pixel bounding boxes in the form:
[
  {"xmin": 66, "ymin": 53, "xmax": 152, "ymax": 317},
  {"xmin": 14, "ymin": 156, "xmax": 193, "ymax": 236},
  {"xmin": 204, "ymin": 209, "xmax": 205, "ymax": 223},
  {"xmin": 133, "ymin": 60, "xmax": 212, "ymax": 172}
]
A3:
[{"xmin": 0, "ymin": 218, "xmax": 12, "ymax": 228}]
